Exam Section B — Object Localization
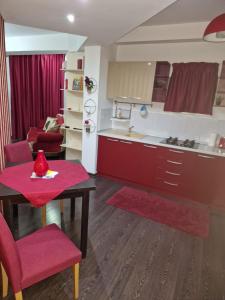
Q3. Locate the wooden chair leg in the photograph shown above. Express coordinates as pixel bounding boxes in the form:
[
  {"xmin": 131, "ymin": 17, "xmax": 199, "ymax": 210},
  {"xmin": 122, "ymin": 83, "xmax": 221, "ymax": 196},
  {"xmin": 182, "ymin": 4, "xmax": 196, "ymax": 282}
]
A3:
[
  {"xmin": 59, "ymin": 200, "xmax": 64, "ymax": 215},
  {"xmin": 72, "ymin": 263, "xmax": 79, "ymax": 300},
  {"xmin": 1, "ymin": 263, "xmax": 8, "ymax": 298},
  {"xmin": 15, "ymin": 291, "xmax": 23, "ymax": 300},
  {"xmin": 41, "ymin": 205, "xmax": 47, "ymax": 227}
]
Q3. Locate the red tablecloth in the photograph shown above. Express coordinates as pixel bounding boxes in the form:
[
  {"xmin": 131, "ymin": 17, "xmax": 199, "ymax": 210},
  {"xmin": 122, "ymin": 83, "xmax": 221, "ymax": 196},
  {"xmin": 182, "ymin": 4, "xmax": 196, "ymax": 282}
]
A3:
[{"xmin": 0, "ymin": 160, "xmax": 89, "ymax": 207}]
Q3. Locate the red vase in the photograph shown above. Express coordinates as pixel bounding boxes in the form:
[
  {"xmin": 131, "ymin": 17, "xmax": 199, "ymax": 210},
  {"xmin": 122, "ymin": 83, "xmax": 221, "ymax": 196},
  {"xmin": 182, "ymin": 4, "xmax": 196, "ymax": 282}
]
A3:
[{"xmin": 33, "ymin": 150, "xmax": 49, "ymax": 177}]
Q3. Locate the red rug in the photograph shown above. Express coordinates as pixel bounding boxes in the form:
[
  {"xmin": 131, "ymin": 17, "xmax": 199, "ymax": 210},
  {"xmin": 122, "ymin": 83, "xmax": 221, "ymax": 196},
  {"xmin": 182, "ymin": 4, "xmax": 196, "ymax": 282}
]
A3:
[{"xmin": 107, "ymin": 186, "xmax": 209, "ymax": 238}]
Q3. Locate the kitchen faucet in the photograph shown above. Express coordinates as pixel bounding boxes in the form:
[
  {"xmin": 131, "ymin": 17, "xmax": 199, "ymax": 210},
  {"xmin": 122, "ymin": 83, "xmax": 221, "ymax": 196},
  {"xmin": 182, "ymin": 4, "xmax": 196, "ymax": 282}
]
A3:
[{"xmin": 128, "ymin": 126, "xmax": 134, "ymax": 133}]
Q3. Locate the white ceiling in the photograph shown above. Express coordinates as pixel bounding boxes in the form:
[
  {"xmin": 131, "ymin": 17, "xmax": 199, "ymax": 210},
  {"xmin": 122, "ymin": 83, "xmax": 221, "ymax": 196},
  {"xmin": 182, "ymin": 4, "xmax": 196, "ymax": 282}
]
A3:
[
  {"xmin": 143, "ymin": 0, "xmax": 225, "ymax": 26},
  {"xmin": 0, "ymin": 0, "xmax": 177, "ymax": 44},
  {"xmin": 5, "ymin": 23, "xmax": 60, "ymax": 37}
]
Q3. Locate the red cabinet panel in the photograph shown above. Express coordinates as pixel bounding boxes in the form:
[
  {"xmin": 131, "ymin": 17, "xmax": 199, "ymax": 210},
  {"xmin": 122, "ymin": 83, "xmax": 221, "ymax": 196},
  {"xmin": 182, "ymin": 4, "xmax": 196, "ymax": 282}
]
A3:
[
  {"xmin": 136, "ymin": 143, "xmax": 159, "ymax": 187},
  {"xmin": 191, "ymin": 153, "xmax": 218, "ymax": 205},
  {"xmin": 97, "ymin": 136, "xmax": 140, "ymax": 183}
]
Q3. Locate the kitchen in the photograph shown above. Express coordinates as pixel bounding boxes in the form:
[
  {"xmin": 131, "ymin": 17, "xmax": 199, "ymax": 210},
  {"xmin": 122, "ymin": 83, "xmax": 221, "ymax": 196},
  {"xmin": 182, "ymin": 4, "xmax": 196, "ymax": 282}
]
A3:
[{"xmin": 95, "ymin": 20, "xmax": 225, "ymax": 211}]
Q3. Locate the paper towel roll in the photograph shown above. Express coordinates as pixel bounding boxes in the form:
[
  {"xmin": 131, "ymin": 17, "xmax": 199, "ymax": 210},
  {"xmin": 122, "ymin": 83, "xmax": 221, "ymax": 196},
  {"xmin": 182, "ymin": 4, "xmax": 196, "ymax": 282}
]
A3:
[{"xmin": 208, "ymin": 133, "xmax": 218, "ymax": 147}]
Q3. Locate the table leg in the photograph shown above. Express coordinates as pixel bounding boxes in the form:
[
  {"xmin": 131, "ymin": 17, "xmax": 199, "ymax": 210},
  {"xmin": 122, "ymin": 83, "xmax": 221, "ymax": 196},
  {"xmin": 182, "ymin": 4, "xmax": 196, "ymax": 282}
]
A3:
[
  {"xmin": 13, "ymin": 204, "xmax": 19, "ymax": 218},
  {"xmin": 2, "ymin": 201, "xmax": 13, "ymax": 230},
  {"xmin": 80, "ymin": 191, "xmax": 90, "ymax": 259},
  {"xmin": 70, "ymin": 198, "xmax": 75, "ymax": 220}
]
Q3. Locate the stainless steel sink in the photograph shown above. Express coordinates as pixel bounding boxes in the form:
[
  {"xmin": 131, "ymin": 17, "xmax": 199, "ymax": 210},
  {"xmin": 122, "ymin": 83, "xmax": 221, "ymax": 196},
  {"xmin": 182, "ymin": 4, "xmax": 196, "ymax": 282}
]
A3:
[{"xmin": 124, "ymin": 132, "xmax": 146, "ymax": 139}]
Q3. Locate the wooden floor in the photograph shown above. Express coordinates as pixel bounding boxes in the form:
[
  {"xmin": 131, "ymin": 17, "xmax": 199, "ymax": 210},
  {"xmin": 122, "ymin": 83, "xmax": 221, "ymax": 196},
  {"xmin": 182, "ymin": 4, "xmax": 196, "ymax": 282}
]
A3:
[{"xmin": 2, "ymin": 175, "xmax": 225, "ymax": 300}]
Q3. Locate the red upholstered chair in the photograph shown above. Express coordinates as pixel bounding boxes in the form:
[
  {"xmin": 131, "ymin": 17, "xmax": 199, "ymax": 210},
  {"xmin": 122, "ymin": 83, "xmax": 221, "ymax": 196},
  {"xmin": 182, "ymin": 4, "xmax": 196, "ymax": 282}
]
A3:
[
  {"xmin": 0, "ymin": 213, "xmax": 81, "ymax": 300},
  {"xmin": 4, "ymin": 141, "xmax": 33, "ymax": 163}
]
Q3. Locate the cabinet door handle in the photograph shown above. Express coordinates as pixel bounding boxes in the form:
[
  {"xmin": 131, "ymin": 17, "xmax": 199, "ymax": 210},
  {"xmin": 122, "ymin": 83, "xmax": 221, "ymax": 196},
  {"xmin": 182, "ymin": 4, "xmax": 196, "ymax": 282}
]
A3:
[
  {"xmin": 169, "ymin": 149, "xmax": 184, "ymax": 154},
  {"xmin": 166, "ymin": 171, "xmax": 181, "ymax": 176},
  {"xmin": 107, "ymin": 138, "xmax": 119, "ymax": 142},
  {"xmin": 144, "ymin": 144, "xmax": 157, "ymax": 149},
  {"xmin": 120, "ymin": 140, "xmax": 132, "ymax": 144},
  {"xmin": 164, "ymin": 181, "xmax": 179, "ymax": 187},
  {"xmin": 167, "ymin": 160, "xmax": 183, "ymax": 165},
  {"xmin": 198, "ymin": 154, "xmax": 215, "ymax": 159}
]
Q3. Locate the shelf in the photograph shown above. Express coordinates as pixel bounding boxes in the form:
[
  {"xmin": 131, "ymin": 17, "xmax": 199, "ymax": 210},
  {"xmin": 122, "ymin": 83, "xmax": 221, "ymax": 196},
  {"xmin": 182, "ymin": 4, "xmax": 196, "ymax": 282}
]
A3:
[
  {"xmin": 61, "ymin": 144, "xmax": 82, "ymax": 151},
  {"xmin": 61, "ymin": 127, "xmax": 83, "ymax": 133},
  {"xmin": 60, "ymin": 89, "xmax": 83, "ymax": 94},
  {"xmin": 111, "ymin": 117, "xmax": 130, "ymax": 122},
  {"xmin": 60, "ymin": 68, "xmax": 84, "ymax": 73},
  {"xmin": 60, "ymin": 108, "xmax": 83, "ymax": 113}
]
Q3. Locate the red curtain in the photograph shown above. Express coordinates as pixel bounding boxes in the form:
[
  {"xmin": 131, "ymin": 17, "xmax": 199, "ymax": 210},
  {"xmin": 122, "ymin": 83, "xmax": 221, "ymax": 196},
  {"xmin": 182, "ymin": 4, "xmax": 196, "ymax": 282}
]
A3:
[
  {"xmin": 164, "ymin": 62, "xmax": 219, "ymax": 115},
  {"xmin": 10, "ymin": 54, "xmax": 65, "ymax": 139}
]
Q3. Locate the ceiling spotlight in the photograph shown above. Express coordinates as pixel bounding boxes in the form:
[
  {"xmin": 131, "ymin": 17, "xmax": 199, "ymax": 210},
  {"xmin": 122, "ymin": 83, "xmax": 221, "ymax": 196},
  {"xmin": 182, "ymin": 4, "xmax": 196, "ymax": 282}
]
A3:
[{"xmin": 67, "ymin": 14, "xmax": 75, "ymax": 23}]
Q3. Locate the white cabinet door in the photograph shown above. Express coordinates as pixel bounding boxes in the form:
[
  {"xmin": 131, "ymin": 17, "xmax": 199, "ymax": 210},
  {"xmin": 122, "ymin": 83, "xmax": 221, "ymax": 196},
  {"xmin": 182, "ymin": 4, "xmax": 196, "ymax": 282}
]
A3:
[{"xmin": 107, "ymin": 61, "xmax": 156, "ymax": 103}]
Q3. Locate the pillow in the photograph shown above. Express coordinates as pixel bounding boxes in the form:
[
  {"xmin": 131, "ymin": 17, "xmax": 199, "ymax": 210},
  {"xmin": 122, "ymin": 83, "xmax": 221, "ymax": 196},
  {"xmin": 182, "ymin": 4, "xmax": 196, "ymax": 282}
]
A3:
[{"xmin": 43, "ymin": 117, "xmax": 59, "ymax": 132}]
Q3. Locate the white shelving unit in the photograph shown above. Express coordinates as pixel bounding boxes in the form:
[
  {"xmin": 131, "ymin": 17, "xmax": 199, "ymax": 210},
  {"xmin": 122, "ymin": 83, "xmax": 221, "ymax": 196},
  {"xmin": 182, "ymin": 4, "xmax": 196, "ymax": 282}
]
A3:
[{"xmin": 61, "ymin": 52, "xmax": 84, "ymax": 160}]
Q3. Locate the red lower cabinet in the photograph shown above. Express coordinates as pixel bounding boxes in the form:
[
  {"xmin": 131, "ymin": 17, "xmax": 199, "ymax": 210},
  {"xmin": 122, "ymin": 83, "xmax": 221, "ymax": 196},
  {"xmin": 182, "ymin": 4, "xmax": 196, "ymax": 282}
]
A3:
[
  {"xmin": 97, "ymin": 135, "xmax": 223, "ymax": 208},
  {"xmin": 97, "ymin": 136, "xmax": 140, "ymax": 183},
  {"xmin": 137, "ymin": 143, "xmax": 159, "ymax": 187},
  {"xmin": 191, "ymin": 153, "xmax": 218, "ymax": 205}
]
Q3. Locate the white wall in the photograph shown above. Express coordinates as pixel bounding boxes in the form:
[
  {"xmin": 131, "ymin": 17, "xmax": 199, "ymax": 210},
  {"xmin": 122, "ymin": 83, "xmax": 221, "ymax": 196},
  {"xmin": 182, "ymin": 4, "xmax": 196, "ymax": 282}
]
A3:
[
  {"xmin": 6, "ymin": 33, "xmax": 87, "ymax": 54},
  {"xmin": 82, "ymin": 45, "xmax": 115, "ymax": 174},
  {"xmin": 114, "ymin": 38, "xmax": 225, "ymax": 143}
]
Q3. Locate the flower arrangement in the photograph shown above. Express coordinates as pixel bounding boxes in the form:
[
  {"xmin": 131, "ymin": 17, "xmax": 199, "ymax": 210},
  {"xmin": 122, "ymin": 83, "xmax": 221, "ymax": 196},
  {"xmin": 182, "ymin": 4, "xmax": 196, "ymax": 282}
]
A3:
[{"xmin": 85, "ymin": 76, "xmax": 95, "ymax": 93}]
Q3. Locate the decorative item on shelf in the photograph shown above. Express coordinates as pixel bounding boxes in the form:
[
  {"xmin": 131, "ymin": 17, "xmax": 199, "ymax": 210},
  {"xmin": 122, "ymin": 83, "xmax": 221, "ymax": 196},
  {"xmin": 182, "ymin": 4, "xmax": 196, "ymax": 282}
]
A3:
[
  {"xmin": 84, "ymin": 120, "xmax": 91, "ymax": 133},
  {"xmin": 67, "ymin": 107, "xmax": 72, "ymax": 110},
  {"xmin": 84, "ymin": 99, "xmax": 96, "ymax": 115},
  {"xmin": 33, "ymin": 150, "xmax": 49, "ymax": 177},
  {"xmin": 84, "ymin": 119, "xmax": 96, "ymax": 133},
  {"xmin": 85, "ymin": 76, "xmax": 97, "ymax": 93},
  {"xmin": 77, "ymin": 58, "xmax": 83, "ymax": 70},
  {"xmin": 140, "ymin": 104, "xmax": 148, "ymax": 117},
  {"xmin": 72, "ymin": 78, "xmax": 81, "ymax": 91},
  {"xmin": 79, "ymin": 76, "xmax": 83, "ymax": 91}
]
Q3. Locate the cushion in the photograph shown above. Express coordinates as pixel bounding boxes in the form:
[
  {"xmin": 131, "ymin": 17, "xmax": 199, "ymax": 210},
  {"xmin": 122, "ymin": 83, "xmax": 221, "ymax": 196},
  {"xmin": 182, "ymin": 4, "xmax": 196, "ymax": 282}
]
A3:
[
  {"xmin": 43, "ymin": 117, "xmax": 59, "ymax": 132},
  {"xmin": 16, "ymin": 224, "xmax": 81, "ymax": 289}
]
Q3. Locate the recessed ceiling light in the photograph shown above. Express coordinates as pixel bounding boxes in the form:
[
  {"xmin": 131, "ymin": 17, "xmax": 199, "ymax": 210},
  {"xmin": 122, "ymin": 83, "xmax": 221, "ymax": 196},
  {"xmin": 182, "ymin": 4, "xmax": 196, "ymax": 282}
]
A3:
[{"xmin": 67, "ymin": 14, "xmax": 75, "ymax": 23}]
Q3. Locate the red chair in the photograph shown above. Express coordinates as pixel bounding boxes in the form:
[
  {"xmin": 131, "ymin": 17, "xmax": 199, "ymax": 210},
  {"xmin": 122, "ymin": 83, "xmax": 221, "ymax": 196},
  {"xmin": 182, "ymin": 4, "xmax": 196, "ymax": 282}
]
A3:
[
  {"xmin": 0, "ymin": 213, "xmax": 81, "ymax": 300},
  {"xmin": 4, "ymin": 141, "xmax": 33, "ymax": 163}
]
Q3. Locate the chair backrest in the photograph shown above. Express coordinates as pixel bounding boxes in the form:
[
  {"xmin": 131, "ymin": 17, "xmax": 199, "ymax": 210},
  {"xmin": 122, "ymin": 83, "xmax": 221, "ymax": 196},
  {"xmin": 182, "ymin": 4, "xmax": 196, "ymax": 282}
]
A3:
[
  {"xmin": 4, "ymin": 141, "xmax": 33, "ymax": 163},
  {"xmin": 0, "ymin": 213, "xmax": 22, "ymax": 292}
]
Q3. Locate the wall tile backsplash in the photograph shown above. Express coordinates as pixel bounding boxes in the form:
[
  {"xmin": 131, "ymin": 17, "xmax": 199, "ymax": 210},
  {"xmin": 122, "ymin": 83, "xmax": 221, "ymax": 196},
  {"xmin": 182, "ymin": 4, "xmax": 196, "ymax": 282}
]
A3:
[{"xmin": 109, "ymin": 102, "xmax": 225, "ymax": 144}]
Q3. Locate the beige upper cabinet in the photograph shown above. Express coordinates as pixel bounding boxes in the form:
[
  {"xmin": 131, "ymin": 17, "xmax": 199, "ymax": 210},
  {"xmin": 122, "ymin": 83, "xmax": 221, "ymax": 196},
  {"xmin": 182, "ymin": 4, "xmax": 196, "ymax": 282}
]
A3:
[{"xmin": 107, "ymin": 61, "xmax": 156, "ymax": 103}]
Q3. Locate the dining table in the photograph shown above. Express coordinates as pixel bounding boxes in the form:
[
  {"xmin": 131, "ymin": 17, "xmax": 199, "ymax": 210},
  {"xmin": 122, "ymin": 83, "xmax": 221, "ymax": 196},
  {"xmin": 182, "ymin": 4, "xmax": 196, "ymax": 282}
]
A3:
[{"xmin": 0, "ymin": 160, "xmax": 96, "ymax": 258}]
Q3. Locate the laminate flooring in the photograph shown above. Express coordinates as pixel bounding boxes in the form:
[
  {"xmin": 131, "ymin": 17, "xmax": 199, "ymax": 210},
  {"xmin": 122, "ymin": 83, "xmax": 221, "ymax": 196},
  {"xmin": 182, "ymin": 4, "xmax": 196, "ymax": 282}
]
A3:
[{"xmin": 1, "ymin": 175, "xmax": 225, "ymax": 300}]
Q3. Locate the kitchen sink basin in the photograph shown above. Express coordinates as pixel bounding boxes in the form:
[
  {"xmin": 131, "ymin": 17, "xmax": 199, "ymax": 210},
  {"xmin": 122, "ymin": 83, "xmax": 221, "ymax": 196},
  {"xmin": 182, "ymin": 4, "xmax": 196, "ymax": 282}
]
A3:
[{"xmin": 124, "ymin": 132, "xmax": 145, "ymax": 139}]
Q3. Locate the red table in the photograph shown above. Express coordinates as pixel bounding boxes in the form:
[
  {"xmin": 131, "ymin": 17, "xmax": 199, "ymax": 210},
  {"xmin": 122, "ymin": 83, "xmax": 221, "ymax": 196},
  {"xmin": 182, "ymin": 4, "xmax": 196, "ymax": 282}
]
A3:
[{"xmin": 0, "ymin": 160, "xmax": 96, "ymax": 258}]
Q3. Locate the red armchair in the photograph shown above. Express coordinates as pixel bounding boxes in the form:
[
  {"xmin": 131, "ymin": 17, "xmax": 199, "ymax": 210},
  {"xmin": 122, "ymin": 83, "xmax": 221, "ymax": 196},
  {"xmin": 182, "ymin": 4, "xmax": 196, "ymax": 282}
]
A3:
[{"xmin": 27, "ymin": 117, "xmax": 64, "ymax": 153}]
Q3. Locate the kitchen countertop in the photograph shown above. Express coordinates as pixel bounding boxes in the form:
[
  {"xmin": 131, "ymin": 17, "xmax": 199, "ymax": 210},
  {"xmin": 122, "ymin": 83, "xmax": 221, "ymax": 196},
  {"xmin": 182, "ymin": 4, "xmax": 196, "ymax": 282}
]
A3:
[{"xmin": 98, "ymin": 128, "xmax": 225, "ymax": 158}]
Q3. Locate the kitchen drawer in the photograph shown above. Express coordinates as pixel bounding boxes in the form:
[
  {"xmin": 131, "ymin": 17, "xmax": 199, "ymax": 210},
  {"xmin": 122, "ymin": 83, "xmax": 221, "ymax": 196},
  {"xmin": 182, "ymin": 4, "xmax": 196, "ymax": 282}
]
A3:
[
  {"xmin": 159, "ymin": 147, "xmax": 190, "ymax": 163},
  {"xmin": 156, "ymin": 158, "xmax": 185, "ymax": 174},
  {"xmin": 154, "ymin": 177, "xmax": 186, "ymax": 195},
  {"xmin": 155, "ymin": 167, "xmax": 185, "ymax": 182}
]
